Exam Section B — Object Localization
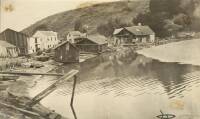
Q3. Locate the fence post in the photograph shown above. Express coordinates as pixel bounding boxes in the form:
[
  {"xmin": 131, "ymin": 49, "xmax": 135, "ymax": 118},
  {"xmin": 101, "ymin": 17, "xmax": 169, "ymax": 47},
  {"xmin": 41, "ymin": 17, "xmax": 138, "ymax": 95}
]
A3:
[{"xmin": 70, "ymin": 75, "xmax": 77, "ymax": 119}]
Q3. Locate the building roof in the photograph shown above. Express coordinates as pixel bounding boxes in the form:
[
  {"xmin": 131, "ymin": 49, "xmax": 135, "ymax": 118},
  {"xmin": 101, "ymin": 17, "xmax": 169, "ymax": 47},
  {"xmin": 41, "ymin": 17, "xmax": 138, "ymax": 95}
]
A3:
[
  {"xmin": 34, "ymin": 31, "xmax": 57, "ymax": 36},
  {"xmin": 54, "ymin": 41, "xmax": 78, "ymax": 50},
  {"xmin": 0, "ymin": 40, "xmax": 16, "ymax": 48},
  {"xmin": 87, "ymin": 35, "xmax": 107, "ymax": 45},
  {"xmin": 1, "ymin": 28, "xmax": 29, "ymax": 37},
  {"xmin": 113, "ymin": 26, "xmax": 155, "ymax": 36},
  {"xmin": 68, "ymin": 31, "xmax": 85, "ymax": 36},
  {"xmin": 113, "ymin": 28, "xmax": 123, "ymax": 35}
]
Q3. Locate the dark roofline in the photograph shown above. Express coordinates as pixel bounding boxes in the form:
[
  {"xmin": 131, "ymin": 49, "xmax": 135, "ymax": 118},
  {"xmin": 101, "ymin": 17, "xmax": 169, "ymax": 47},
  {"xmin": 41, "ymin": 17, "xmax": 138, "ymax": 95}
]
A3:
[
  {"xmin": 54, "ymin": 41, "xmax": 79, "ymax": 50},
  {"xmin": 1, "ymin": 28, "xmax": 29, "ymax": 37},
  {"xmin": 75, "ymin": 37, "xmax": 107, "ymax": 45}
]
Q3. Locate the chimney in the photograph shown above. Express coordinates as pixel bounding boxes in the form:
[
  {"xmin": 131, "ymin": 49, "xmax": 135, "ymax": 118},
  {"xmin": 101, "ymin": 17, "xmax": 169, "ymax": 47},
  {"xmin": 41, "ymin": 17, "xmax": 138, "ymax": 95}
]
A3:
[{"xmin": 138, "ymin": 23, "xmax": 142, "ymax": 26}]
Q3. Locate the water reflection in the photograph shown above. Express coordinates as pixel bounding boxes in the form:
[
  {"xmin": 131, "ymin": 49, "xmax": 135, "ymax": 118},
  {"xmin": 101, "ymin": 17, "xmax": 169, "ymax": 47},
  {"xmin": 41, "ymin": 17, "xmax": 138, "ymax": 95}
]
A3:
[
  {"xmin": 29, "ymin": 50, "xmax": 200, "ymax": 119},
  {"xmin": 53, "ymin": 50, "xmax": 200, "ymax": 99}
]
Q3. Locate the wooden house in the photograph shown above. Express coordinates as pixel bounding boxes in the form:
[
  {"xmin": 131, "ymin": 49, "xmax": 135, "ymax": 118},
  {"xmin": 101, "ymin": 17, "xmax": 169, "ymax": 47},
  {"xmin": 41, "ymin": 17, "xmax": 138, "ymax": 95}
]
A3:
[
  {"xmin": 0, "ymin": 28, "xmax": 29, "ymax": 55},
  {"xmin": 113, "ymin": 25, "xmax": 155, "ymax": 45},
  {"xmin": 66, "ymin": 31, "xmax": 86, "ymax": 43},
  {"xmin": 54, "ymin": 41, "xmax": 79, "ymax": 63},
  {"xmin": 0, "ymin": 40, "xmax": 18, "ymax": 57},
  {"xmin": 75, "ymin": 35, "xmax": 108, "ymax": 54}
]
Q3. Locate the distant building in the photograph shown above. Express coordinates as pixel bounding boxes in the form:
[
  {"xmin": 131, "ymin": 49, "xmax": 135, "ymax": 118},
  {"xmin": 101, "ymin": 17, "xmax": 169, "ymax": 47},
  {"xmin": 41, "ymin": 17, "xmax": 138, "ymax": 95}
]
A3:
[
  {"xmin": 54, "ymin": 41, "xmax": 79, "ymax": 63},
  {"xmin": 32, "ymin": 31, "xmax": 59, "ymax": 52},
  {"xmin": 176, "ymin": 31, "xmax": 195, "ymax": 39},
  {"xmin": 66, "ymin": 31, "xmax": 86, "ymax": 43},
  {"xmin": 75, "ymin": 35, "xmax": 108, "ymax": 53},
  {"xmin": 0, "ymin": 40, "xmax": 18, "ymax": 57},
  {"xmin": 0, "ymin": 28, "xmax": 29, "ymax": 55},
  {"xmin": 113, "ymin": 25, "xmax": 155, "ymax": 45}
]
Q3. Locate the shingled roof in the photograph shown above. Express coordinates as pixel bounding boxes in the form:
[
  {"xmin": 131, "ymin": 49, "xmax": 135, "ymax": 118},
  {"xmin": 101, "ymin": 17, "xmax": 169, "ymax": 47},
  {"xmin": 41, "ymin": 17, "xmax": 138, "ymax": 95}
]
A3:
[
  {"xmin": 76, "ymin": 35, "xmax": 107, "ymax": 45},
  {"xmin": 113, "ymin": 26, "xmax": 155, "ymax": 36},
  {"xmin": 53, "ymin": 41, "xmax": 78, "ymax": 50},
  {"xmin": 87, "ymin": 35, "xmax": 107, "ymax": 45},
  {"xmin": 68, "ymin": 31, "xmax": 82, "ymax": 36}
]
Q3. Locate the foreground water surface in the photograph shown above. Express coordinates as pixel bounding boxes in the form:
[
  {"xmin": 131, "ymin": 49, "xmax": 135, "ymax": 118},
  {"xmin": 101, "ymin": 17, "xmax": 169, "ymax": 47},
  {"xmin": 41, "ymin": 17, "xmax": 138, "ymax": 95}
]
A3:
[{"xmin": 29, "ymin": 50, "xmax": 200, "ymax": 119}]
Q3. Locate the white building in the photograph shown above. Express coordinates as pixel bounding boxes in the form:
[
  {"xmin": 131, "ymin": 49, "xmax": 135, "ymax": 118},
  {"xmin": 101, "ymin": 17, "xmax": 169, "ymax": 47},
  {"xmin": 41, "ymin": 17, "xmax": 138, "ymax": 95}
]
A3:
[
  {"xmin": 27, "ymin": 37, "xmax": 37, "ymax": 54},
  {"xmin": 66, "ymin": 31, "xmax": 86, "ymax": 43},
  {"xmin": 29, "ymin": 31, "xmax": 58, "ymax": 53}
]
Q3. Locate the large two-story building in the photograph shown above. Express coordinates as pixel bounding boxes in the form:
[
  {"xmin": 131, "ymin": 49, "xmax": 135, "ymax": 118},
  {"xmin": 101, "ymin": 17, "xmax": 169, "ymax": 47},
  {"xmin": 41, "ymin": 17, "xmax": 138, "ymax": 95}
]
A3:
[{"xmin": 30, "ymin": 31, "xmax": 59, "ymax": 53}]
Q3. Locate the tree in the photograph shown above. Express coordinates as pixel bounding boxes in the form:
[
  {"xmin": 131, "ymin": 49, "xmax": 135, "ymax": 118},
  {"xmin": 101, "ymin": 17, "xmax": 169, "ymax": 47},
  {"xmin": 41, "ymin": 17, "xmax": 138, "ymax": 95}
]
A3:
[
  {"xmin": 33, "ymin": 24, "xmax": 49, "ymax": 34},
  {"xmin": 133, "ymin": 0, "xmax": 197, "ymax": 37},
  {"xmin": 74, "ymin": 19, "xmax": 87, "ymax": 33},
  {"xmin": 97, "ymin": 17, "xmax": 132, "ymax": 37}
]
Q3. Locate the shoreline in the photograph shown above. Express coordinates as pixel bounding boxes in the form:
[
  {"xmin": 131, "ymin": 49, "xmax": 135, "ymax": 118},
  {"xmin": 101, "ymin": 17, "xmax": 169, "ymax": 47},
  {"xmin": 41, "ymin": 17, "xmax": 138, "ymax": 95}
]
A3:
[
  {"xmin": 137, "ymin": 39, "xmax": 200, "ymax": 66},
  {"xmin": 0, "ymin": 59, "xmax": 69, "ymax": 119}
]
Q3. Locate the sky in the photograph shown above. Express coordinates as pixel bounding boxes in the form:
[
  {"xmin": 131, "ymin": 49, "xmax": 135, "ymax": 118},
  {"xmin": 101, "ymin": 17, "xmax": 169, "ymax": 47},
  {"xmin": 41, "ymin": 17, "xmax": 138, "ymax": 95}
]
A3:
[{"xmin": 0, "ymin": 0, "xmax": 120, "ymax": 32}]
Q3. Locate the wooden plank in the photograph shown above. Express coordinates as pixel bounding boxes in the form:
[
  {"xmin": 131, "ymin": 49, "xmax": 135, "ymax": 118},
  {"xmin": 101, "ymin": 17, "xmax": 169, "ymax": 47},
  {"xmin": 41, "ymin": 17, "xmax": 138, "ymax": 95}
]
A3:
[
  {"xmin": 0, "ymin": 71, "xmax": 64, "ymax": 76},
  {"xmin": 0, "ymin": 101, "xmax": 40, "ymax": 116},
  {"xmin": 28, "ymin": 69, "xmax": 79, "ymax": 107}
]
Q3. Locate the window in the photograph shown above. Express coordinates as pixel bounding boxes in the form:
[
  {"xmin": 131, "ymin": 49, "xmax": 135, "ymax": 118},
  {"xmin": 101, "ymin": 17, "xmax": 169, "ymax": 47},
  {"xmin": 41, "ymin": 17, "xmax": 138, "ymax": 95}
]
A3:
[{"xmin": 35, "ymin": 38, "xmax": 38, "ymax": 43}]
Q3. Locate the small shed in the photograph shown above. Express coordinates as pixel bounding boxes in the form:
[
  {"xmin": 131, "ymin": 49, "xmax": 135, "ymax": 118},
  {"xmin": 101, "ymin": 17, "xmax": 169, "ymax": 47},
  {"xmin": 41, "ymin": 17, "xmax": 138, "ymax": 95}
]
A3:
[
  {"xmin": 0, "ymin": 40, "xmax": 18, "ymax": 57},
  {"xmin": 54, "ymin": 41, "xmax": 79, "ymax": 63},
  {"xmin": 75, "ymin": 35, "xmax": 108, "ymax": 53}
]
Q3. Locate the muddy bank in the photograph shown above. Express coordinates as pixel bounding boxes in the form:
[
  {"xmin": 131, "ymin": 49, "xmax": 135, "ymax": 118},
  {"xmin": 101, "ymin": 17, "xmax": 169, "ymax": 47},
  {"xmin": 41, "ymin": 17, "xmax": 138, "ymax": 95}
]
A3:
[
  {"xmin": 137, "ymin": 39, "xmax": 200, "ymax": 66},
  {"xmin": 0, "ymin": 59, "xmax": 68, "ymax": 119}
]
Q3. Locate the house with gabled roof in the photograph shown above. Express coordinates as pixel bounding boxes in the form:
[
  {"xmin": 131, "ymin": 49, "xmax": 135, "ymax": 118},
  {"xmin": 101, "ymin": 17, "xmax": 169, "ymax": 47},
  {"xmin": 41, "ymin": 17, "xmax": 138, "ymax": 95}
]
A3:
[
  {"xmin": 54, "ymin": 41, "xmax": 79, "ymax": 63},
  {"xmin": 66, "ymin": 31, "xmax": 86, "ymax": 43},
  {"xmin": 113, "ymin": 25, "xmax": 155, "ymax": 45},
  {"xmin": 75, "ymin": 34, "xmax": 108, "ymax": 53},
  {"xmin": 31, "ymin": 31, "xmax": 59, "ymax": 52}
]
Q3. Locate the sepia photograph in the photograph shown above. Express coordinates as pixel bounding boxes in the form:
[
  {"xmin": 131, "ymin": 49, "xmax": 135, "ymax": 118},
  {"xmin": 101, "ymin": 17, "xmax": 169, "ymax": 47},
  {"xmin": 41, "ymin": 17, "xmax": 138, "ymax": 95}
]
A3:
[{"xmin": 0, "ymin": 0, "xmax": 200, "ymax": 119}]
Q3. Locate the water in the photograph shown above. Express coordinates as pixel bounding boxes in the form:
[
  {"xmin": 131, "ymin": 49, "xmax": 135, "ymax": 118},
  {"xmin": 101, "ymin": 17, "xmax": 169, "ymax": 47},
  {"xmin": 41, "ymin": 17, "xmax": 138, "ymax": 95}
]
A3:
[{"xmin": 28, "ymin": 51, "xmax": 200, "ymax": 119}]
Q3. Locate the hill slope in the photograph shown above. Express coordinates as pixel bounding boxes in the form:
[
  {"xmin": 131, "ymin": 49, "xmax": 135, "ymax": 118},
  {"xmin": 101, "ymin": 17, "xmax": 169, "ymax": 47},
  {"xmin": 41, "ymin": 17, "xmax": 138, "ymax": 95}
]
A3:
[{"xmin": 22, "ymin": 0, "xmax": 149, "ymax": 38}]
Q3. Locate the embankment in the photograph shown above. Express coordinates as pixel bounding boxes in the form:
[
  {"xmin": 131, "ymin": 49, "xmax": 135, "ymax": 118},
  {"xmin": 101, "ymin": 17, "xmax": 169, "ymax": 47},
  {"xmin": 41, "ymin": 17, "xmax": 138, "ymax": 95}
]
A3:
[
  {"xmin": 137, "ymin": 39, "xmax": 200, "ymax": 66},
  {"xmin": 0, "ymin": 60, "xmax": 68, "ymax": 119}
]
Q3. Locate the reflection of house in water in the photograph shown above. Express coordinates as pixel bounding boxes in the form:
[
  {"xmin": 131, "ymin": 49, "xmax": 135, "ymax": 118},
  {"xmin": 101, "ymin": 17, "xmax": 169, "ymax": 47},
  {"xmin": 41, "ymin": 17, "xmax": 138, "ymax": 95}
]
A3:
[
  {"xmin": 113, "ymin": 24, "xmax": 155, "ymax": 45},
  {"xmin": 75, "ymin": 35, "xmax": 108, "ymax": 54},
  {"xmin": 54, "ymin": 41, "xmax": 79, "ymax": 63},
  {"xmin": 0, "ymin": 40, "xmax": 18, "ymax": 57},
  {"xmin": 132, "ymin": 57, "xmax": 189, "ymax": 98}
]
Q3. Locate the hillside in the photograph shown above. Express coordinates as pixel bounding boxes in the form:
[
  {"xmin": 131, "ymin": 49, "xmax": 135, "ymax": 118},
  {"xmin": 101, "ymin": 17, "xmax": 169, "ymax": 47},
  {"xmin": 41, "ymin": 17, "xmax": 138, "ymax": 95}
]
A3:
[{"xmin": 22, "ymin": 0, "xmax": 149, "ymax": 38}]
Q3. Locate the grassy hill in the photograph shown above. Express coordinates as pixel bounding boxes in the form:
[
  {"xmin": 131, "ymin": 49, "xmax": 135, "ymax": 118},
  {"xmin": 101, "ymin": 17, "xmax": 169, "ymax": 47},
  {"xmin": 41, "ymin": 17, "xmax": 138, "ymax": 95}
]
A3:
[{"xmin": 22, "ymin": 0, "xmax": 149, "ymax": 38}]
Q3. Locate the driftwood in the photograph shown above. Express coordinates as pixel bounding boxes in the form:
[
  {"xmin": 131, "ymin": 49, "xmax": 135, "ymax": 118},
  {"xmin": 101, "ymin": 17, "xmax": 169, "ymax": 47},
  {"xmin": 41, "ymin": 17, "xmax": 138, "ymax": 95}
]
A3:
[
  {"xmin": 27, "ymin": 69, "xmax": 79, "ymax": 107},
  {"xmin": 0, "ymin": 75, "xmax": 19, "ymax": 81},
  {"xmin": 0, "ymin": 71, "xmax": 64, "ymax": 76},
  {"xmin": 0, "ymin": 101, "xmax": 40, "ymax": 117}
]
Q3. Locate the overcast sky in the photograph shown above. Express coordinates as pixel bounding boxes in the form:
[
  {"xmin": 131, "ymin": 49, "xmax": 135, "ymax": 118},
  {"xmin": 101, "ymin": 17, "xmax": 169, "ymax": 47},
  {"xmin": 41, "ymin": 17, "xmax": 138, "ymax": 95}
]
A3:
[{"xmin": 0, "ymin": 0, "xmax": 120, "ymax": 32}]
